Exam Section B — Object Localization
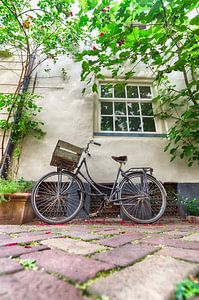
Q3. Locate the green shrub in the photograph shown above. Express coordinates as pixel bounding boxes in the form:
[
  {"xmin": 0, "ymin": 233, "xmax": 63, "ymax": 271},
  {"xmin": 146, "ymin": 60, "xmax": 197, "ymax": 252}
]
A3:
[
  {"xmin": 0, "ymin": 178, "xmax": 32, "ymax": 202},
  {"xmin": 179, "ymin": 197, "xmax": 199, "ymax": 216}
]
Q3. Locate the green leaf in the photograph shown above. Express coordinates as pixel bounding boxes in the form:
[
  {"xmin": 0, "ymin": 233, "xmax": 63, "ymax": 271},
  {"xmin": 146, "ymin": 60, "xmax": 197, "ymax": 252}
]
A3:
[
  {"xmin": 92, "ymin": 83, "xmax": 98, "ymax": 93},
  {"xmin": 79, "ymin": 15, "xmax": 89, "ymax": 26},
  {"xmin": 190, "ymin": 15, "xmax": 199, "ymax": 25}
]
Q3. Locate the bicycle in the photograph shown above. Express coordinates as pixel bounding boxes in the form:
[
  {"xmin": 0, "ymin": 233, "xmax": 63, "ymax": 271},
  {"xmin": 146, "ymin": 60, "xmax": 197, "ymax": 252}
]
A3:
[{"xmin": 31, "ymin": 140, "xmax": 167, "ymax": 224}]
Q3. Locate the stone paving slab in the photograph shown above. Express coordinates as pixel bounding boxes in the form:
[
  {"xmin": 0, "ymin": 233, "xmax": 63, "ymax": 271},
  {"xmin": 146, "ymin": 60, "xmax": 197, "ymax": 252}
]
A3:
[
  {"xmin": 0, "ymin": 258, "xmax": 23, "ymax": 275},
  {"xmin": 96, "ymin": 232, "xmax": 145, "ymax": 247},
  {"xmin": 21, "ymin": 225, "xmax": 56, "ymax": 231},
  {"xmin": 62, "ymin": 231, "xmax": 104, "ymax": 241},
  {"xmin": 0, "ymin": 227, "xmax": 33, "ymax": 234},
  {"xmin": 127, "ymin": 227, "xmax": 169, "ymax": 234},
  {"xmin": 163, "ymin": 230, "xmax": 194, "ymax": 238},
  {"xmin": 0, "ymin": 269, "xmax": 84, "ymax": 300},
  {"xmin": 14, "ymin": 231, "xmax": 55, "ymax": 238},
  {"xmin": 144, "ymin": 233, "xmax": 179, "ymax": 239},
  {"xmin": 0, "ymin": 233, "xmax": 63, "ymax": 247},
  {"xmin": 156, "ymin": 247, "xmax": 199, "ymax": 263},
  {"xmin": 89, "ymin": 255, "xmax": 199, "ymax": 300},
  {"xmin": 92, "ymin": 243, "xmax": 160, "ymax": 267},
  {"xmin": 92, "ymin": 229, "xmax": 126, "ymax": 235},
  {"xmin": 0, "ymin": 234, "xmax": 11, "ymax": 240},
  {"xmin": 141, "ymin": 236, "xmax": 199, "ymax": 250},
  {"xmin": 165, "ymin": 225, "xmax": 199, "ymax": 232},
  {"xmin": 64, "ymin": 225, "xmax": 99, "ymax": 232},
  {"xmin": 41, "ymin": 238, "xmax": 107, "ymax": 255},
  {"xmin": 21, "ymin": 249, "xmax": 115, "ymax": 282},
  {"xmin": 182, "ymin": 233, "xmax": 199, "ymax": 242},
  {"xmin": 0, "ymin": 244, "xmax": 49, "ymax": 258}
]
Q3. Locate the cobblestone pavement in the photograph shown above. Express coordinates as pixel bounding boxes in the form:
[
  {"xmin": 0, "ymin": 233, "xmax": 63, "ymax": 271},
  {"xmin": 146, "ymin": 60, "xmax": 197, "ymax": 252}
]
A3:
[{"xmin": 0, "ymin": 219, "xmax": 198, "ymax": 300}]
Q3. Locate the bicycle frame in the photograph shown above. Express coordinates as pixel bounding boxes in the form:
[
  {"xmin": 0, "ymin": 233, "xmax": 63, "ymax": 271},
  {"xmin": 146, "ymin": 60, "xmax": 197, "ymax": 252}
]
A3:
[
  {"xmin": 55, "ymin": 141, "xmax": 154, "ymax": 221},
  {"xmin": 71, "ymin": 156, "xmax": 122, "ymax": 203},
  {"xmin": 71, "ymin": 154, "xmax": 150, "ymax": 205}
]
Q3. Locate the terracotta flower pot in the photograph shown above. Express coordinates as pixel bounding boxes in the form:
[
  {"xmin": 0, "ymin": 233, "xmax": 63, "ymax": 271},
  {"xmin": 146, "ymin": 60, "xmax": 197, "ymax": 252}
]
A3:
[{"xmin": 0, "ymin": 193, "xmax": 35, "ymax": 225}]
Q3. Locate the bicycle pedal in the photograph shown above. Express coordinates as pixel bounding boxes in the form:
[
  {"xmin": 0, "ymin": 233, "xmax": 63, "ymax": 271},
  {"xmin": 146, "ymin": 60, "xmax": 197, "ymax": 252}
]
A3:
[
  {"xmin": 89, "ymin": 212, "xmax": 98, "ymax": 218},
  {"xmin": 113, "ymin": 202, "xmax": 122, "ymax": 205}
]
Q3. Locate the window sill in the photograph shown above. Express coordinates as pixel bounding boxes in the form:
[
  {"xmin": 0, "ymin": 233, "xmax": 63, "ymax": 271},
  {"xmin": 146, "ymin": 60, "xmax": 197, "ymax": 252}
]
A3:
[{"xmin": 94, "ymin": 132, "xmax": 166, "ymax": 137}]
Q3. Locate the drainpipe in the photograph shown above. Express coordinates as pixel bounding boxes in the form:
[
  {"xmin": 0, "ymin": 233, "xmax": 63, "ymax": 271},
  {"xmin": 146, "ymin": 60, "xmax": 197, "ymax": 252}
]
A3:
[{"xmin": 0, "ymin": 54, "xmax": 36, "ymax": 178}]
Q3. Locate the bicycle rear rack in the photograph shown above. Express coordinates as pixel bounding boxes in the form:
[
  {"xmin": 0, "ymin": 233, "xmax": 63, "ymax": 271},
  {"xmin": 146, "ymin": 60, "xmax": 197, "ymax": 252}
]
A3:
[{"xmin": 126, "ymin": 167, "xmax": 153, "ymax": 175}]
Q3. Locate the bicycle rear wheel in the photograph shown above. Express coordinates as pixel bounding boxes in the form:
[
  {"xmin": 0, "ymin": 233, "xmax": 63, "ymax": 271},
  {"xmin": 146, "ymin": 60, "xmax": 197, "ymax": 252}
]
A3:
[
  {"xmin": 119, "ymin": 172, "xmax": 166, "ymax": 224},
  {"xmin": 31, "ymin": 171, "xmax": 84, "ymax": 224}
]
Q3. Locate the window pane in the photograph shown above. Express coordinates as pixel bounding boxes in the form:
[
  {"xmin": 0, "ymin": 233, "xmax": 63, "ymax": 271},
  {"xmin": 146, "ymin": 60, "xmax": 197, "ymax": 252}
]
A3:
[
  {"xmin": 141, "ymin": 103, "xmax": 153, "ymax": 116},
  {"xmin": 114, "ymin": 102, "xmax": 126, "ymax": 115},
  {"xmin": 101, "ymin": 85, "xmax": 113, "ymax": 98},
  {"xmin": 143, "ymin": 117, "xmax": 156, "ymax": 132},
  {"xmin": 115, "ymin": 117, "xmax": 128, "ymax": 131},
  {"xmin": 114, "ymin": 84, "xmax": 125, "ymax": 98},
  {"xmin": 101, "ymin": 102, "xmax": 113, "ymax": 115},
  {"xmin": 129, "ymin": 117, "xmax": 142, "ymax": 132},
  {"xmin": 127, "ymin": 86, "xmax": 138, "ymax": 98},
  {"xmin": 101, "ymin": 116, "xmax": 113, "ymax": 131},
  {"xmin": 139, "ymin": 86, "xmax": 151, "ymax": 98},
  {"xmin": 128, "ymin": 102, "xmax": 140, "ymax": 116}
]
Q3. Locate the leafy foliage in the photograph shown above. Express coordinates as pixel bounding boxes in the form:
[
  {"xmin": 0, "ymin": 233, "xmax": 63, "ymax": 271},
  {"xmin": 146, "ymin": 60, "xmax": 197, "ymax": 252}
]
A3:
[
  {"xmin": 175, "ymin": 277, "xmax": 199, "ymax": 300},
  {"xmin": 0, "ymin": 0, "xmax": 80, "ymax": 59},
  {"xmin": 0, "ymin": 177, "xmax": 32, "ymax": 202},
  {"xmin": 0, "ymin": 92, "xmax": 45, "ymax": 144},
  {"xmin": 179, "ymin": 197, "xmax": 199, "ymax": 216},
  {"xmin": 0, "ymin": 50, "xmax": 12, "ymax": 57},
  {"xmin": 74, "ymin": 0, "xmax": 199, "ymax": 166},
  {"xmin": 19, "ymin": 259, "xmax": 37, "ymax": 269}
]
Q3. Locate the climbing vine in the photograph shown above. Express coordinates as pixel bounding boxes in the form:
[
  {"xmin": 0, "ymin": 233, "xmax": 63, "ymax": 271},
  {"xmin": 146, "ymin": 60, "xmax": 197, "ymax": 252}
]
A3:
[{"xmin": 0, "ymin": 0, "xmax": 83, "ymax": 176}]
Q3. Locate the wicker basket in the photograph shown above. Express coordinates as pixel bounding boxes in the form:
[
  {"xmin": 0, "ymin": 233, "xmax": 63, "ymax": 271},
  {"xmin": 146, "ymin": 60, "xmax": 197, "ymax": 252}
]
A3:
[{"xmin": 50, "ymin": 140, "xmax": 83, "ymax": 171}]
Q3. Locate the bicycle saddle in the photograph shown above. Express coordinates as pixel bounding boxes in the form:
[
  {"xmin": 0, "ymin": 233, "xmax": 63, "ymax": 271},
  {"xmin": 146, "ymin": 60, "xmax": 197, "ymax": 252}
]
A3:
[{"xmin": 111, "ymin": 156, "xmax": 127, "ymax": 163}]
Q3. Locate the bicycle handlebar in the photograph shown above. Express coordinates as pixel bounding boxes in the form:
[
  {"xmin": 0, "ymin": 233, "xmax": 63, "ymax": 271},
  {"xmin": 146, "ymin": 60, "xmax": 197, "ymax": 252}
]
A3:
[
  {"xmin": 93, "ymin": 141, "xmax": 101, "ymax": 146},
  {"xmin": 89, "ymin": 140, "xmax": 101, "ymax": 146},
  {"xmin": 84, "ymin": 140, "xmax": 101, "ymax": 155}
]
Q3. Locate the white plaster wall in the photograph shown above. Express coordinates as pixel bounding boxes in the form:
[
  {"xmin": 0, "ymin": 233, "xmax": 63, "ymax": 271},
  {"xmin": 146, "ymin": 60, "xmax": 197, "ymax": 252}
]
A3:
[{"xmin": 15, "ymin": 56, "xmax": 199, "ymax": 183}]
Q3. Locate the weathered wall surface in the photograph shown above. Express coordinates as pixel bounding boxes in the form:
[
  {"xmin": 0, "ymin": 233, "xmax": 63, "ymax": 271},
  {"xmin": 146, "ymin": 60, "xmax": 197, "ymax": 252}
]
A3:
[{"xmin": 4, "ymin": 56, "xmax": 198, "ymax": 183}]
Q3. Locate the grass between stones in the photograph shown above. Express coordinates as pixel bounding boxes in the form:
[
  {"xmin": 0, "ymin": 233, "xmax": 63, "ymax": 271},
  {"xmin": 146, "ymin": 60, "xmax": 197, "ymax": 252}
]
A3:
[
  {"xmin": 65, "ymin": 235, "xmax": 98, "ymax": 242},
  {"xmin": 9, "ymin": 234, "xmax": 19, "ymax": 238},
  {"xmin": 99, "ymin": 233, "xmax": 119, "ymax": 238},
  {"xmin": 61, "ymin": 234, "xmax": 105, "ymax": 243},
  {"xmin": 46, "ymin": 271, "xmax": 109, "ymax": 300},
  {"xmin": 17, "ymin": 258, "xmax": 37, "ymax": 270},
  {"xmin": 18, "ymin": 241, "xmax": 40, "ymax": 247},
  {"xmin": 86, "ymin": 247, "xmax": 112, "ymax": 258},
  {"xmin": 75, "ymin": 251, "xmax": 161, "ymax": 295}
]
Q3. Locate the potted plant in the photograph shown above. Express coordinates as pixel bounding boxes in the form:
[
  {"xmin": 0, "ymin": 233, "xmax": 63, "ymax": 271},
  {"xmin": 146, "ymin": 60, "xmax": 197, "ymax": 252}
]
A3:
[
  {"xmin": 178, "ymin": 197, "xmax": 199, "ymax": 223},
  {"xmin": 0, "ymin": 178, "xmax": 35, "ymax": 224}
]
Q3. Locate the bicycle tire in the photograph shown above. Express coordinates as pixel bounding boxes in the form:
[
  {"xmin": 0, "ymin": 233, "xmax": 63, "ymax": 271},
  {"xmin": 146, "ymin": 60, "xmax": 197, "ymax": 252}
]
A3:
[
  {"xmin": 119, "ymin": 172, "xmax": 167, "ymax": 224},
  {"xmin": 31, "ymin": 170, "xmax": 84, "ymax": 224}
]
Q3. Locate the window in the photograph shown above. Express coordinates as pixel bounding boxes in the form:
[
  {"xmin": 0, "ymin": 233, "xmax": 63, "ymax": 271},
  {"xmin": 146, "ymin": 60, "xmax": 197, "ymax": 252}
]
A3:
[{"xmin": 100, "ymin": 83, "xmax": 156, "ymax": 133}]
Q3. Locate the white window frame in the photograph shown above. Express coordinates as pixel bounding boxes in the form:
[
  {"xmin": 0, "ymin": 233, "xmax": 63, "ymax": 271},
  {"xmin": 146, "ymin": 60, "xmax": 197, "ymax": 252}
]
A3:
[{"xmin": 99, "ymin": 83, "xmax": 157, "ymax": 133}]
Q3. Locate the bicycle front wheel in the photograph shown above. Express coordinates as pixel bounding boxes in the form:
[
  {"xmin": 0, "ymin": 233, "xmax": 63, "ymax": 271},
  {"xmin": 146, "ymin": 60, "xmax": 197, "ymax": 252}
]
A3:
[
  {"xmin": 31, "ymin": 171, "xmax": 84, "ymax": 224},
  {"xmin": 119, "ymin": 172, "xmax": 167, "ymax": 224}
]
